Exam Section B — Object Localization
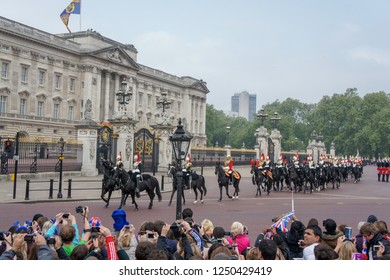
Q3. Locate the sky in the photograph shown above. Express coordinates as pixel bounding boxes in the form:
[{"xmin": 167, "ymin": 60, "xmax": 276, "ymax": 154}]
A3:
[{"xmin": 2, "ymin": 0, "xmax": 390, "ymax": 111}]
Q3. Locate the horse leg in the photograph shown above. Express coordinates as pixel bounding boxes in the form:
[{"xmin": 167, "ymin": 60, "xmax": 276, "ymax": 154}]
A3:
[
  {"xmin": 199, "ymin": 187, "xmax": 204, "ymax": 204},
  {"xmin": 132, "ymin": 195, "xmax": 139, "ymax": 211},
  {"xmin": 168, "ymin": 189, "xmax": 176, "ymax": 206},
  {"xmin": 218, "ymin": 186, "xmax": 223, "ymax": 202},
  {"xmin": 148, "ymin": 191, "xmax": 155, "ymax": 209},
  {"xmin": 225, "ymin": 185, "xmax": 232, "ymax": 199},
  {"xmin": 118, "ymin": 192, "xmax": 126, "ymax": 209},
  {"xmin": 106, "ymin": 190, "xmax": 113, "ymax": 208},
  {"xmin": 193, "ymin": 187, "xmax": 198, "ymax": 204},
  {"xmin": 101, "ymin": 188, "xmax": 109, "ymax": 207}
]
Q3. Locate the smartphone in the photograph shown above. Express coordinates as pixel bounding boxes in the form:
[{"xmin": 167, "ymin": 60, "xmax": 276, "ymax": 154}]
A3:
[
  {"xmin": 125, "ymin": 225, "xmax": 130, "ymax": 231},
  {"xmin": 62, "ymin": 213, "xmax": 70, "ymax": 219},
  {"xmin": 345, "ymin": 227, "xmax": 352, "ymax": 240},
  {"xmin": 373, "ymin": 245, "xmax": 381, "ymax": 252}
]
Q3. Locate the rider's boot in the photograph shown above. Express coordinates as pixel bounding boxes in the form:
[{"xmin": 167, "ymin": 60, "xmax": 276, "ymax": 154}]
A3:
[{"xmin": 135, "ymin": 183, "xmax": 140, "ymax": 198}]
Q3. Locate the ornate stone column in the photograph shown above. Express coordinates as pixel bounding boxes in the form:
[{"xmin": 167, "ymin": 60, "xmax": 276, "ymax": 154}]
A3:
[
  {"xmin": 151, "ymin": 113, "xmax": 176, "ymax": 170},
  {"xmin": 255, "ymin": 126, "xmax": 269, "ymax": 158},
  {"xmin": 270, "ymin": 129, "xmax": 282, "ymax": 163},
  {"xmin": 76, "ymin": 118, "xmax": 99, "ymax": 176},
  {"xmin": 110, "ymin": 118, "xmax": 138, "ymax": 170}
]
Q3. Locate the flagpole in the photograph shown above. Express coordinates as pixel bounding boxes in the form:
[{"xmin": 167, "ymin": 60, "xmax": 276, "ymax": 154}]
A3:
[
  {"xmin": 79, "ymin": 0, "xmax": 82, "ymax": 31},
  {"xmin": 291, "ymin": 188, "xmax": 294, "ymax": 213}
]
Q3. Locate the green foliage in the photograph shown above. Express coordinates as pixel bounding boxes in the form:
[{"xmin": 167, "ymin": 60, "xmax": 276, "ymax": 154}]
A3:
[{"xmin": 205, "ymin": 89, "xmax": 390, "ymax": 158}]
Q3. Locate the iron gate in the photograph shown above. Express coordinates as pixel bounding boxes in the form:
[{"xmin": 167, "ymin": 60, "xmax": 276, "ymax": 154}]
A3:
[
  {"xmin": 268, "ymin": 137, "xmax": 275, "ymax": 163},
  {"xmin": 96, "ymin": 125, "xmax": 114, "ymax": 173},
  {"xmin": 134, "ymin": 128, "xmax": 157, "ymax": 172}
]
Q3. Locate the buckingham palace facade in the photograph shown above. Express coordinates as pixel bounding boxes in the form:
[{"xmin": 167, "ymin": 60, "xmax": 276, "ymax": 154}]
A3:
[{"xmin": 0, "ymin": 16, "xmax": 208, "ymax": 174}]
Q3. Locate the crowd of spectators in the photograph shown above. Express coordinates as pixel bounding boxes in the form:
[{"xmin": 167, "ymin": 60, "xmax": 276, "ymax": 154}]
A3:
[{"xmin": 1, "ymin": 207, "xmax": 389, "ymax": 260}]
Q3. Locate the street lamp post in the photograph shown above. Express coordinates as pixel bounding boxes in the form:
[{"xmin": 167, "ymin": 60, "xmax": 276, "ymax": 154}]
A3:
[
  {"xmin": 57, "ymin": 137, "xmax": 65, "ymax": 199},
  {"xmin": 169, "ymin": 118, "xmax": 192, "ymax": 220},
  {"xmin": 116, "ymin": 80, "xmax": 133, "ymax": 112},
  {"xmin": 270, "ymin": 112, "xmax": 281, "ymax": 129},
  {"xmin": 257, "ymin": 108, "xmax": 268, "ymax": 126},
  {"xmin": 225, "ymin": 126, "xmax": 231, "ymax": 148},
  {"xmin": 156, "ymin": 89, "xmax": 172, "ymax": 113}
]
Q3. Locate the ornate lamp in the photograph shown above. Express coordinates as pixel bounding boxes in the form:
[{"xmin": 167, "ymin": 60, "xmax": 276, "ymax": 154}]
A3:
[{"xmin": 169, "ymin": 118, "xmax": 192, "ymax": 219}]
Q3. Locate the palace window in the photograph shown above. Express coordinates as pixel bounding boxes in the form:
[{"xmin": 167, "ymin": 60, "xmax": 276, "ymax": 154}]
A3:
[
  {"xmin": 38, "ymin": 70, "xmax": 46, "ymax": 86},
  {"xmin": 0, "ymin": 96, "xmax": 7, "ymax": 113},
  {"xmin": 53, "ymin": 103, "xmax": 60, "ymax": 119},
  {"xmin": 21, "ymin": 66, "xmax": 28, "ymax": 83},
  {"xmin": 19, "ymin": 98, "xmax": 27, "ymax": 115},
  {"xmin": 37, "ymin": 101, "xmax": 44, "ymax": 117},
  {"xmin": 1, "ymin": 62, "xmax": 9, "ymax": 79},
  {"xmin": 54, "ymin": 74, "xmax": 62, "ymax": 89}
]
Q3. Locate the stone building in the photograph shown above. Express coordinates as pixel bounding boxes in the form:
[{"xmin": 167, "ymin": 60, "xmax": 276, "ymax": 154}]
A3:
[{"xmin": 0, "ymin": 16, "xmax": 208, "ymax": 174}]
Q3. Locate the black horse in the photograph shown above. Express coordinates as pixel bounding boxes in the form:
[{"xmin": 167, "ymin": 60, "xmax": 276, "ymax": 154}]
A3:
[
  {"xmin": 288, "ymin": 163, "xmax": 304, "ymax": 192},
  {"xmin": 100, "ymin": 158, "xmax": 118, "ymax": 208},
  {"xmin": 115, "ymin": 167, "xmax": 162, "ymax": 210},
  {"xmin": 167, "ymin": 166, "xmax": 207, "ymax": 205},
  {"xmin": 250, "ymin": 164, "xmax": 272, "ymax": 196},
  {"xmin": 329, "ymin": 165, "xmax": 341, "ymax": 189},
  {"xmin": 303, "ymin": 165, "xmax": 317, "ymax": 194},
  {"xmin": 352, "ymin": 164, "xmax": 363, "ymax": 183},
  {"xmin": 215, "ymin": 163, "xmax": 240, "ymax": 201},
  {"xmin": 271, "ymin": 164, "xmax": 287, "ymax": 192},
  {"xmin": 317, "ymin": 164, "xmax": 329, "ymax": 190}
]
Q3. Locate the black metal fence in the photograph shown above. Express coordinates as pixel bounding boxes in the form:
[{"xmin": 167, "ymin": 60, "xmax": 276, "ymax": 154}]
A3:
[{"xmin": 1, "ymin": 136, "xmax": 82, "ymax": 174}]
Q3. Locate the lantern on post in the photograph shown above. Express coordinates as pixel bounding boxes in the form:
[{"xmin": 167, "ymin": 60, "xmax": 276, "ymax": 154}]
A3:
[{"xmin": 169, "ymin": 118, "xmax": 192, "ymax": 220}]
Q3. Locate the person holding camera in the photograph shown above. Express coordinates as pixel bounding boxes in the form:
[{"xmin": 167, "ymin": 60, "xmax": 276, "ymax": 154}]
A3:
[
  {"xmin": 359, "ymin": 222, "xmax": 390, "ymax": 259},
  {"xmin": 226, "ymin": 221, "xmax": 250, "ymax": 255}
]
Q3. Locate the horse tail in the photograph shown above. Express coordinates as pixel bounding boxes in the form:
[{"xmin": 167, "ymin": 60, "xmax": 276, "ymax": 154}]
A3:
[
  {"xmin": 201, "ymin": 176, "xmax": 207, "ymax": 196},
  {"xmin": 153, "ymin": 177, "xmax": 162, "ymax": 202}
]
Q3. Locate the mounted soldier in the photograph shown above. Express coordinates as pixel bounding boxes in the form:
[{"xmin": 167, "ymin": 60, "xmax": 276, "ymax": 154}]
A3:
[
  {"xmin": 224, "ymin": 155, "xmax": 234, "ymax": 184},
  {"xmin": 183, "ymin": 153, "xmax": 192, "ymax": 189},
  {"xmin": 132, "ymin": 152, "xmax": 142, "ymax": 198},
  {"xmin": 113, "ymin": 154, "xmax": 123, "ymax": 190}
]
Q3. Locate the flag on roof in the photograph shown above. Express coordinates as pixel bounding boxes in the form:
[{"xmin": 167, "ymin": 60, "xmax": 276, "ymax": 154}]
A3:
[
  {"xmin": 60, "ymin": 0, "xmax": 81, "ymax": 33},
  {"xmin": 271, "ymin": 211, "xmax": 294, "ymax": 233}
]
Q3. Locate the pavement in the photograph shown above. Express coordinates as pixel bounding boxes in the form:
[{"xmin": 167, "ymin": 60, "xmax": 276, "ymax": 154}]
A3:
[{"xmin": 0, "ymin": 166, "xmax": 251, "ymax": 204}]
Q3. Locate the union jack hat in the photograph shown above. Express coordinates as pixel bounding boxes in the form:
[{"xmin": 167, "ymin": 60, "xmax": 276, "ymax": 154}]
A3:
[{"xmin": 89, "ymin": 217, "xmax": 101, "ymax": 227}]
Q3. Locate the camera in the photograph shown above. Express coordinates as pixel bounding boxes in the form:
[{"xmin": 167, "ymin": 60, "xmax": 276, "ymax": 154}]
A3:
[
  {"xmin": 75, "ymin": 206, "xmax": 85, "ymax": 214},
  {"xmin": 46, "ymin": 237, "xmax": 56, "ymax": 245},
  {"xmin": 0, "ymin": 231, "xmax": 10, "ymax": 241},
  {"xmin": 147, "ymin": 233, "xmax": 154, "ymax": 239},
  {"xmin": 62, "ymin": 213, "xmax": 70, "ymax": 219},
  {"xmin": 91, "ymin": 226, "xmax": 100, "ymax": 233},
  {"xmin": 24, "ymin": 234, "xmax": 35, "ymax": 242},
  {"xmin": 170, "ymin": 223, "xmax": 181, "ymax": 229},
  {"xmin": 373, "ymin": 245, "xmax": 381, "ymax": 252},
  {"xmin": 125, "ymin": 225, "xmax": 130, "ymax": 230}
]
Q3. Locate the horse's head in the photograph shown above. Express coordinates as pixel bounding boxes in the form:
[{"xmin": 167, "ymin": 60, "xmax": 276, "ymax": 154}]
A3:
[
  {"xmin": 214, "ymin": 162, "xmax": 221, "ymax": 175},
  {"xmin": 167, "ymin": 165, "xmax": 176, "ymax": 177}
]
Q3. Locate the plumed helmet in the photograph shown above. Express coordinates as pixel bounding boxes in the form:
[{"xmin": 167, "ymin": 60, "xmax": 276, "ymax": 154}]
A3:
[
  {"xmin": 261, "ymin": 153, "xmax": 265, "ymax": 161},
  {"xmin": 226, "ymin": 155, "xmax": 232, "ymax": 160}
]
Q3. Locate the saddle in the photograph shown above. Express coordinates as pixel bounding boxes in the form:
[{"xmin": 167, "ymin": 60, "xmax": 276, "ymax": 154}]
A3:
[{"xmin": 225, "ymin": 171, "xmax": 241, "ymax": 180}]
